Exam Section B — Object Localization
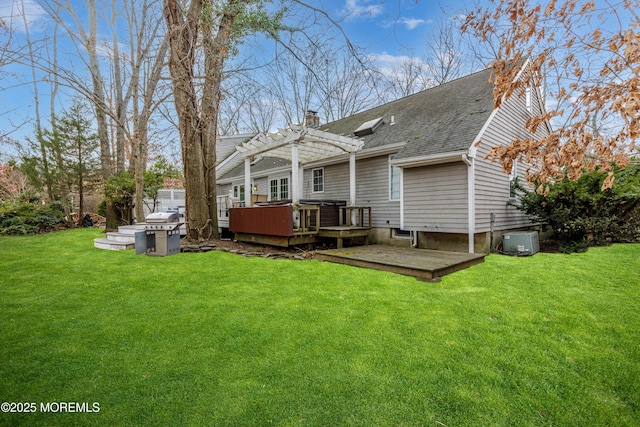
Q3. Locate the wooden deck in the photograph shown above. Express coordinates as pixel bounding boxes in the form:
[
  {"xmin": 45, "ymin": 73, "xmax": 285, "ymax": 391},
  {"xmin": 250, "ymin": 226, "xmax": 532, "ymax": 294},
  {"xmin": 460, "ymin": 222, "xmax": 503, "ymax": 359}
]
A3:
[
  {"xmin": 317, "ymin": 226, "xmax": 370, "ymax": 248},
  {"xmin": 234, "ymin": 225, "xmax": 371, "ymax": 248},
  {"xmin": 230, "ymin": 204, "xmax": 373, "ymax": 248},
  {"xmin": 316, "ymin": 245, "xmax": 486, "ymax": 282}
]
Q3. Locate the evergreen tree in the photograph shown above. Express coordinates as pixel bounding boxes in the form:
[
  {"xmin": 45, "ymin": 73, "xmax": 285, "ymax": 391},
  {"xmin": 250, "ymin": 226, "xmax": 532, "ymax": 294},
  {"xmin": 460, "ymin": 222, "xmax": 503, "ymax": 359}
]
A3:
[{"xmin": 19, "ymin": 100, "xmax": 100, "ymax": 224}]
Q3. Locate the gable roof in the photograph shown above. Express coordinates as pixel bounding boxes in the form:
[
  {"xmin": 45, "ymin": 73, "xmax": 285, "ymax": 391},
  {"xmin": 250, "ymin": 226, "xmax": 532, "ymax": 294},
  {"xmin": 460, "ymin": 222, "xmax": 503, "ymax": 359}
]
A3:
[
  {"xmin": 217, "ymin": 133, "xmax": 257, "ymax": 164},
  {"xmin": 320, "ymin": 67, "xmax": 495, "ymax": 160},
  {"xmin": 218, "ymin": 67, "xmax": 498, "ymax": 182},
  {"xmin": 216, "ymin": 133, "xmax": 258, "ymax": 177}
]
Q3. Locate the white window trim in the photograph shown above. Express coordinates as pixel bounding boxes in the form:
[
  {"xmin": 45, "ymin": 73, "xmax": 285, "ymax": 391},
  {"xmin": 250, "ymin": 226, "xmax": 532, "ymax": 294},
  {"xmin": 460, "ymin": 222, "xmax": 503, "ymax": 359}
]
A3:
[
  {"xmin": 392, "ymin": 228, "xmax": 410, "ymax": 239},
  {"xmin": 280, "ymin": 177, "xmax": 290, "ymax": 200},
  {"xmin": 233, "ymin": 182, "xmax": 246, "ymax": 203},
  {"xmin": 269, "ymin": 178, "xmax": 279, "ymax": 201},
  {"xmin": 312, "ymin": 167, "xmax": 324, "ymax": 193},
  {"xmin": 268, "ymin": 174, "xmax": 290, "ymax": 201}
]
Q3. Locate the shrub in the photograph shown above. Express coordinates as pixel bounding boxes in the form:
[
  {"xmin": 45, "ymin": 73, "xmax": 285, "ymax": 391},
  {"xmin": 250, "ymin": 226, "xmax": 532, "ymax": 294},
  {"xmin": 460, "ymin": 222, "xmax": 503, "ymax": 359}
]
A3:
[
  {"xmin": 514, "ymin": 164, "xmax": 640, "ymax": 252},
  {"xmin": 96, "ymin": 199, "xmax": 106, "ymax": 217},
  {"xmin": 0, "ymin": 199, "xmax": 67, "ymax": 235}
]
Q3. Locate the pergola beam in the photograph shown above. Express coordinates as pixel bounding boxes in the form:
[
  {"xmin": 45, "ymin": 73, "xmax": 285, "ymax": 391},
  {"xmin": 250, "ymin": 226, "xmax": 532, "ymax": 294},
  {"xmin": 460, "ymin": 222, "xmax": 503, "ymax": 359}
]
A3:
[
  {"xmin": 236, "ymin": 129, "xmax": 307, "ymax": 158},
  {"xmin": 237, "ymin": 127, "xmax": 363, "ymax": 164},
  {"xmin": 235, "ymin": 126, "xmax": 364, "ymax": 206}
]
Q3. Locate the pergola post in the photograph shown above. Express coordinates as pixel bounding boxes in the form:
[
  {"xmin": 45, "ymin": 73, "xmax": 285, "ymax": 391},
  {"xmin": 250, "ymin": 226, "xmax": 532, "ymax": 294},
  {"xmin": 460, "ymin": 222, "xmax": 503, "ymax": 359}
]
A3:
[
  {"xmin": 236, "ymin": 128, "xmax": 364, "ymax": 208},
  {"xmin": 298, "ymin": 164, "xmax": 304, "ymax": 201},
  {"xmin": 244, "ymin": 158, "xmax": 252, "ymax": 207},
  {"xmin": 291, "ymin": 143, "xmax": 299, "ymax": 204},
  {"xmin": 349, "ymin": 152, "xmax": 356, "ymax": 206}
]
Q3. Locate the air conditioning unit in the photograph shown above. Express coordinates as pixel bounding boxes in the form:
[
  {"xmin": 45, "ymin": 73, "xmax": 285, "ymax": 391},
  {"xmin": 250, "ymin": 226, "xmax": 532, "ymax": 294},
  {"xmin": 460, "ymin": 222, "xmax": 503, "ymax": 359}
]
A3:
[{"xmin": 503, "ymin": 231, "xmax": 540, "ymax": 255}]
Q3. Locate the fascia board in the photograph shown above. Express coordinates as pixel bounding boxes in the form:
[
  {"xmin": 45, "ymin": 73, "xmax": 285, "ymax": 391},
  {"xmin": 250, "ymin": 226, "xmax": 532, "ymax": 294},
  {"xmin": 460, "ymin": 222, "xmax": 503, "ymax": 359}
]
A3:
[
  {"xmin": 304, "ymin": 142, "xmax": 407, "ymax": 168},
  {"xmin": 390, "ymin": 151, "xmax": 467, "ymax": 168}
]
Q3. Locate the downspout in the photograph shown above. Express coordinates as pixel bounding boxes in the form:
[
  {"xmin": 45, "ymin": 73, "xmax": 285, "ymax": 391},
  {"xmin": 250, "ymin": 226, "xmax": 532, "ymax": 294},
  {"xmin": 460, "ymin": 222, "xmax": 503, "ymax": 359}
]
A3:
[
  {"xmin": 463, "ymin": 153, "xmax": 475, "ymax": 254},
  {"xmin": 399, "ymin": 165, "xmax": 404, "ymax": 230}
]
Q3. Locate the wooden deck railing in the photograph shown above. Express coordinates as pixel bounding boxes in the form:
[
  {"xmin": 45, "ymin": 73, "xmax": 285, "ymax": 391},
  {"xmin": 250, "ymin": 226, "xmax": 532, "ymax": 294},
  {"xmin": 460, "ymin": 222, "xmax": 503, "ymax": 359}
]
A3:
[
  {"xmin": 339, "ymin": 206, "xmax": 372, "ymax": 228},
  {"xmin": 293, "ymin": 205, "xmax": 320, "ymax": 235},
  {"xmin": 216, "ymin": 195, "xmax": 232, "ymax": 220}
]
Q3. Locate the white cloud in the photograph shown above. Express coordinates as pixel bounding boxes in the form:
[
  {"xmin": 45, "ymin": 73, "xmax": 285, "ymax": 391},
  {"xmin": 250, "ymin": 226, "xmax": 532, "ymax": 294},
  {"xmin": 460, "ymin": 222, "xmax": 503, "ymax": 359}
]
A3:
[
  {"xmin": 399, "ymin": 17, "xmax": 426, "ymax": 30},
  {"xmin": 368, "ymin": 52, "xmax": 430, "ymax": 77},
  {"xmin": 0, "ymin": 0, "xmax": 46, "ymax": 34},
  {"xmin": 342, "ymin": 0, "xmax": 383, "ymax": 20}
]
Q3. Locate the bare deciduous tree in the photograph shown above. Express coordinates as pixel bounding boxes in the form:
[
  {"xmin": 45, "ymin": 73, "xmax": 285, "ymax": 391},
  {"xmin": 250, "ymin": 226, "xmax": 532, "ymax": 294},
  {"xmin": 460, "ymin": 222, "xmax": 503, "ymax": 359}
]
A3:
[
  {"xmin": 15, "ymin": 0, "xmax": 56, "ymax": 203},
  {"xmin": 35, "ymin": 0, "xmax": 169, "ymax": 228},
  {"xmin": 425, "ymin": 18, "xmax": 466, "ymax": 85},
  {"xmin": 0, "ymin": 14, "xmax": 23, "ymax": 143},
  {"xmin": 121, "ymin": 0, "xmax": 169, "ymax": 223},
  {"xmin": 369, "ymin": 52, "xmax": 432, "ymax": 102},
  {"xmin": 256, "ymin": 36, "xmax": 378, "ymax": 129}
]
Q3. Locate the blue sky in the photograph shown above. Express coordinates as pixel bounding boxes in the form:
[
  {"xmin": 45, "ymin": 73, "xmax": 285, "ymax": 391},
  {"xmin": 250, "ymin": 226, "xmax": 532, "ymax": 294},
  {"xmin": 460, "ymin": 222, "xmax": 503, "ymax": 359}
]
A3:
[
  {"xmin": 335, "ymin": 0, "xmax": 468, "ymax": 53},
  {"xmin": 0, "ymin": 0, "xmax": 474, "ymax": 158}
]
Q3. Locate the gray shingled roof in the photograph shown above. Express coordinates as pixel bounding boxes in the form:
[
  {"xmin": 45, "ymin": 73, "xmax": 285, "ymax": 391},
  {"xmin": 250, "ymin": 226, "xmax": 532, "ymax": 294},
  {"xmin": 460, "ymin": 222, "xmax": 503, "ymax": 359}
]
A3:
[
  {"xmin": 216, "ymin": 133, "xmax": 256, "ymax": 165},
  {"xmin": 319, "ymin": 67, "xmax": 495, "ymax": 160},
  {"xmin": 219, "ymin": 67, "xmax": 496, "ymax": 181}
]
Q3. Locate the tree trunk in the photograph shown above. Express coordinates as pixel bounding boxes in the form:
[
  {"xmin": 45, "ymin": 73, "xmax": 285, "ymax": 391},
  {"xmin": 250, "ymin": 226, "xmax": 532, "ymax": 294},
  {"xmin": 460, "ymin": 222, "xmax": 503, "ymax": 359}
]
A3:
[
  {"xmin": 164, "ymin": 0, "xmax": 248, "ymax": 240},
  {"xmin": 51, "ymin": 132, "xmax": 72, "ymax": 219},
  {"xmin": 201, "ymin": 1, "xmax": 243, "ymax": 239},
  {"xmin": 78, "ymin": 143, "xmax": 84, "ymax": 223},
  {"xmin": 133, "ymin": 33, "xmax": 169, "ymax": 223},
  {"xmin": 21, "ymin": 0, "xmax": 54, "ymax": 202},
  {"xmin": 87, "ymin": 0, "xmax": 116, "ymax": 229},
  {"xmin": 112, "ymin": 0, "xmax": 126, "ymax": 174},
  {"xmin": 164, "ymin": 0, "xmax": 211, "ymax": 241}
]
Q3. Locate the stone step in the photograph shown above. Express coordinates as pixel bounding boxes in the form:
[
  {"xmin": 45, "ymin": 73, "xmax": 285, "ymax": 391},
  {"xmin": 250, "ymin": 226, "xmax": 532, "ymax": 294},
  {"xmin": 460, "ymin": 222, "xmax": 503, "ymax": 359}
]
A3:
[
  {"xmin": 93, "ymin": 238, "xmax": 135, "ymax": 251},
  {"xmin": 117, "ymin": 224, "xmax": 147, "ymax": 235},
  {"xmin": 106, "ymin": 232, "xmax": 136, "ymax": 243}
]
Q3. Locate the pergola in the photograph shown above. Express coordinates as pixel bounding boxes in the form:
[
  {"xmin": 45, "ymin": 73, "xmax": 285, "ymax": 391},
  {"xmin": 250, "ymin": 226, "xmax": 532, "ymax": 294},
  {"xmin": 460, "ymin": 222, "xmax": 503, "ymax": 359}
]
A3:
[{"xmin": 235, "ymin": 126, "xmax": 364, "ymax": 206}]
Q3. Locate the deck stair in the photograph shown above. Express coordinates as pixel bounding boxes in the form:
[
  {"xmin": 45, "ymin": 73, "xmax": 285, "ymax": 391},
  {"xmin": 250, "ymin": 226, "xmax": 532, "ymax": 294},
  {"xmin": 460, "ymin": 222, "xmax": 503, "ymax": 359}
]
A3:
[{"xmin": 93, "ymin": 224, "xmax": 146, "ymax": 250}]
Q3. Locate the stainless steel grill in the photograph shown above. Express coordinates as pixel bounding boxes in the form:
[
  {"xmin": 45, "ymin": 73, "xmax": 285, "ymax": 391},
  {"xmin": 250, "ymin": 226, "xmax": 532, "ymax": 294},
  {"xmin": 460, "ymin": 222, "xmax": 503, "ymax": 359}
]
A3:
[{"xmin": 135, "ymin": 212, "xmax": 182, "ymax": 256}]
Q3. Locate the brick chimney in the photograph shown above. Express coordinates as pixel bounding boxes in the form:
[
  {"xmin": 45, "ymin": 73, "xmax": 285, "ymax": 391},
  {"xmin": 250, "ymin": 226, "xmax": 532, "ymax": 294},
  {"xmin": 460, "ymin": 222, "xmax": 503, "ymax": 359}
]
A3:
[{"xmin": 304, "ymin": 110, "xmax": 320, "ymax": 128}]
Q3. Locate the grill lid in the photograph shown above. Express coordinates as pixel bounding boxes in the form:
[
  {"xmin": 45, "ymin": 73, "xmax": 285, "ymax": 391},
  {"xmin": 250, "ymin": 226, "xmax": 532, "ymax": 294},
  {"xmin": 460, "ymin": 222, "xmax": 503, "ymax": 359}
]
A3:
[{"xmin": 145, "ymin": 212, "xmax": 180, "ymax": 223}]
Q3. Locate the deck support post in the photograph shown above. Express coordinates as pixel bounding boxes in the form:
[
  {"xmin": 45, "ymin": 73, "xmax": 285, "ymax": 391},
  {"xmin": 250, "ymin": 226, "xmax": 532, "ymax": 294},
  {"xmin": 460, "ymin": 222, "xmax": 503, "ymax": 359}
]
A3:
[
  {"xmin": 291, "ymin": 143, "xmax": 300, "ymax": 204},
  {"xmin": 244, "ymin": 158, "xmax": 252, "ymax": 207},
  {"xmin": 349, "ymin": 152, "xmax": 356, "ymax": 206}
]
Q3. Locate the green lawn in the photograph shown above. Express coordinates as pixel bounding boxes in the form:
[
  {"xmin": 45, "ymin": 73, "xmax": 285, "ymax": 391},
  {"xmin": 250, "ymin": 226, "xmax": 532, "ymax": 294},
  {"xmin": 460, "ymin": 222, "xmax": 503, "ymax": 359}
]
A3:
[{"xmin": 1, "ymin": 228, "xmax": 639, "ymax": 426}]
